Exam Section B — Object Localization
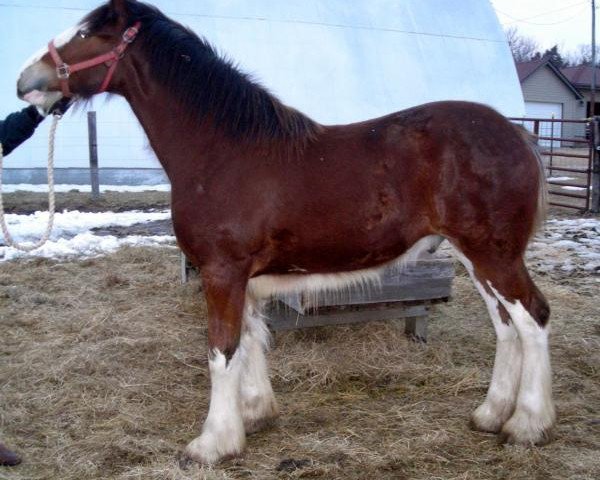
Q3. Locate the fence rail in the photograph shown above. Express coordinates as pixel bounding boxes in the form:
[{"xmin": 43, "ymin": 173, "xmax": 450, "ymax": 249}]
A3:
[{"xmin": 509, "ymin": 117, "xmax": 597, "ymax": 212}]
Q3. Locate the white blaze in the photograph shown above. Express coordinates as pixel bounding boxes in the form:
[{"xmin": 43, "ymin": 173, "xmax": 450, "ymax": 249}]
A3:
[{"xmin": 19, "ymin": 23, "xmax": 85, "ymax": 75}]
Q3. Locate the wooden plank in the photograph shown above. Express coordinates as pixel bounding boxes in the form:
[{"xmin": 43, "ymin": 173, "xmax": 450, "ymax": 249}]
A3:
[
  {"xmin": 266, "ymin": 302, "xmax": 429, "ymax": 331},
  {"xmin": 180, "ymin": 254, "xmax": 454, "ymax": 338},
  {"xmin": 278, "ymin": 258, "xmax": 454, "ymax": 312},
  {"xmin": 405, "ymin": 316, "xmax": 428, "ymax": 343},
  {"xmin": 180, "ymin": 252, "xmax": 198, "ymax": 284},
  {"xmin": 181, "ymin": 253, "xmax": 189, "ymax": 285}
]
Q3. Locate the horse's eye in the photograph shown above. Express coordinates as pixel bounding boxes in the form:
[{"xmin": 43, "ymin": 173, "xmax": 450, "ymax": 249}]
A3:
[{"xmin": 78, "ymin": 29, "xmax": 90, "ymax": 39}]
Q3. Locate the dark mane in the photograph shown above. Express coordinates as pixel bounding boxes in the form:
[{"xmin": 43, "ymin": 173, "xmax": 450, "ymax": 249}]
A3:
[{"xmin": 84, "ymin": 1, "xmax": 321, "ymax": 149}]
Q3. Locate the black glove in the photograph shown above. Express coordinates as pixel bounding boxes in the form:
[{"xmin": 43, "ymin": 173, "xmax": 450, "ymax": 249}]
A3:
[{"xmin": 49, "ymin": 97, "xmax": 72, "ymax": 116}]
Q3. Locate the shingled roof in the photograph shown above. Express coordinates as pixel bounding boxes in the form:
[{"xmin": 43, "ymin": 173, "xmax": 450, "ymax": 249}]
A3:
[
  {"xmin": 515, "ymin": 58, "xmax": 546, "ymax": 82},
  {"xmin": 516, "ymin": 57, "xmax": 583, "ymax": 99},
  {"xmin": 560, "ymin": 64, "xmax": 600, "ymax": 90}
]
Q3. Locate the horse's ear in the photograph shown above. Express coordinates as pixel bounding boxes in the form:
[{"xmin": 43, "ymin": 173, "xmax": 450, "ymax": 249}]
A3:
[{"xmin": 109, "ymin": 0, "xmax": 130, "ymax": 16}]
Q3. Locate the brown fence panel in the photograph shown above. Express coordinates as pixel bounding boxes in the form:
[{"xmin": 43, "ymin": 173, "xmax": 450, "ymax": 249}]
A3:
[{"xmin": 509, "ymin": 117, "xmax": 594, "ymax": 211}]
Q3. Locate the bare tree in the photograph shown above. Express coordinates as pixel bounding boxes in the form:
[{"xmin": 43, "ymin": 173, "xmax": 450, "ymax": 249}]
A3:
[
  {"xmin": 565, "ymin": 44, "xmax": 594, "ymax": 66},
  {"xmin": 505, "ymin": 26, "xmax": 540, "ymax": 62}
]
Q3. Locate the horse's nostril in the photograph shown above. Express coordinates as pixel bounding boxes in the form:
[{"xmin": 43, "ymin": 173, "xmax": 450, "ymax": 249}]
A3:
[
  {"xmin": 17, "ymin": 84, "xmax": 27, "ymax": 99},
  {"xmin": 17, "ymin": 73, "xmax": 47, "ymax": 98}
]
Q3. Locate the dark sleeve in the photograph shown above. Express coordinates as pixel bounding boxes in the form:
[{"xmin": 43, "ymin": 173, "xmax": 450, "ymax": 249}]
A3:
[{"xmin": 0, "ymin": 105, "xmax": 44, "ymax": 157}]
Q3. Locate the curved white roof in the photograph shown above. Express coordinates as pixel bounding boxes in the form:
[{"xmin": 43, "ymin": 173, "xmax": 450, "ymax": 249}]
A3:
[{"xmin": 1, "ymin": 0, "xmax": 523, "ymax": 169}]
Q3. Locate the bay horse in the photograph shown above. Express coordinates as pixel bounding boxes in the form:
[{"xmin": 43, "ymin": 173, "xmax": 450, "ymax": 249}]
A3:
[{"xmin": 16, "ymin": 0, "xmax": 554, "ymax": 464}]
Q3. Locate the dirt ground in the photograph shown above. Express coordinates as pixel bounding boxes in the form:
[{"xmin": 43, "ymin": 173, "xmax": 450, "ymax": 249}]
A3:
[{"xmin": 0, "ymin": 193, "xmax": 599, "ymax": 479}]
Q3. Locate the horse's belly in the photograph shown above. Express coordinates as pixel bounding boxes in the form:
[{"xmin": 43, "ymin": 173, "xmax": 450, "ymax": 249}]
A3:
[{"xmin": 248, "ymin": 235, "xmax": 442, "ymax": 299}]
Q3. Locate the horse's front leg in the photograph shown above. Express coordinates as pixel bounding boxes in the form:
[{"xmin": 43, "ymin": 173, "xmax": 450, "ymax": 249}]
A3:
[
  {"xmin": 184, "ymin": 266, "xmax": 248, "ymax": 465},
  {"xmin": 240, "ymin": 297, "xmax": 279, "ymax": 433}
]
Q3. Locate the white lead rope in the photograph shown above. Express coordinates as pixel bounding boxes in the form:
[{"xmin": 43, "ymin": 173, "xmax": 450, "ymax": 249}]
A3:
[{"xmin": 0, "ymin": 114, "xmax": 60, "ymax": 252}]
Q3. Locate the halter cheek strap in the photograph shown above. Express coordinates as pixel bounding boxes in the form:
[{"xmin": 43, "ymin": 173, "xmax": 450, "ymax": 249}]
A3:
[{"xmin": 47, "ymin": 21, "xmax": 142, "ymax": 98}]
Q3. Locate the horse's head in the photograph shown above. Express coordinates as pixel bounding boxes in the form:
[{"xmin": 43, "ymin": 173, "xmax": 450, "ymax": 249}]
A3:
[{"xmin": 17, "ymin": 0, "xmax": 139, "ymax": 113}]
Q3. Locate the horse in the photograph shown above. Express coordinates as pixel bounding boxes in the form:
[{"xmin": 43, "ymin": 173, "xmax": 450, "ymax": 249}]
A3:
[{"xmin": 16, "ymin": 0, "xmax": 554, "ymax": 465}]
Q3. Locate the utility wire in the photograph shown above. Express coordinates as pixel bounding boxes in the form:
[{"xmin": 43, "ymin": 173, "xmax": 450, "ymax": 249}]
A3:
[
  {"xmin": 1, "ymin": 0, "xmax": 587, "ymax": 26},
  {"xmin": 494, "ymin": 0, "xmax": 587, "ymax": 25},
  {"xmin": 0, "ymin": 1, "xmax": 86, "ymax": 11},
  {"xmin": 0, "ymin": 1, "xmax": 505, "ymax": 43},
  {"xmin": 505, "ymin": 7, "xmax": 588, "ymax": 27}
]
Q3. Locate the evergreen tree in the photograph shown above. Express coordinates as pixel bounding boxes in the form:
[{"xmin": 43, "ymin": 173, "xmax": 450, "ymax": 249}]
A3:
[{"xmin": 541, "ymin": 45, "xmax": 567, "ymax": 68}]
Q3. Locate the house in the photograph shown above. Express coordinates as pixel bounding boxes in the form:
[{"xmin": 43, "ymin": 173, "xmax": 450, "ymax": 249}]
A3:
[
  {"xmin": 516, "ymin": 57, "xmax": 585, "ymax": 143},
  {"xmin": 560, "ymin": 64, "xmax": 600, "ymax": 116}
]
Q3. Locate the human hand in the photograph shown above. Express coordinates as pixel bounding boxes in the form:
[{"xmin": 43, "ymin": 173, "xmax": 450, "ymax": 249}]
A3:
[{"xmin": 49, "ymin": 97, "xmax": 73, "ymax": 117}]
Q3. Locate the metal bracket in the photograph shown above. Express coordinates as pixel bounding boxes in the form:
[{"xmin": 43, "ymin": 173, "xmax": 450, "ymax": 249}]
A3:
[
  {"xmin": 122, "ymin": 26, "xmax": 139, "ymax": 43},
  {"xmin": 56, "ymin": 63, "xmax": 71, "ymax": 79}
]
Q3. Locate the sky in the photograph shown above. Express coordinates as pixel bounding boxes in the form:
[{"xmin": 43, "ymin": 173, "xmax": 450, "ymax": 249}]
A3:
[{"xmin": 491, "ymin": 0, "xmax": 594, "ymax": 53}]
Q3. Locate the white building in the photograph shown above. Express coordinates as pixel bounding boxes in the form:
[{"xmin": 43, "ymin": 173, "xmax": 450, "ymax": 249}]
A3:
[{"xmin": 0, "ymin": 0, "xmax": 523, "ymax": 184}]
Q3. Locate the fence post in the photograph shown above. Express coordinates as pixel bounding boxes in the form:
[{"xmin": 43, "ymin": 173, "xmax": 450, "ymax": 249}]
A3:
[
  {"xmin": 87, "ymin": 111, "xmax": 100, "ymax": 200},
  {"xmin": 592, "ymin": 117, "xmax": 600, "ymax": 213},
  {"xmin": 549, "ymin": 115, "xmax": 554, "ymax": 177}
]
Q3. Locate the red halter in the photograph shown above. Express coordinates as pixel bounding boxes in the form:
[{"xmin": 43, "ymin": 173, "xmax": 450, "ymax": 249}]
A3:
[{"xmin": 47, "ymin": 22, "xmax": 142, "ymax": 98}]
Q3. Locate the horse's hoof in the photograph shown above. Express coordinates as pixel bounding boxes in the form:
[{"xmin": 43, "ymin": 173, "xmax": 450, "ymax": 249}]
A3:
[
  {"xmin": 183, "ymin": 432, "xmax": 245, "ymax": 465},
  {"xmin": 470, "ymin": 411, "xmax": 504, "ymax": 434},
  {"xmin": 181, "ymin": 449, "xmax": 240, "ymax": 466},
  {"xmin": 469, "ymin": 401, "xmax": 514, "ymax": 434},
  {"xmin": 498, "ymin": 415, "xmax": 555, "ymax": 446},
  {"xmin": 177, "ymin": 454, "xmax": 193, "ymax": 470},
  {"xmin": 242, "ymin": 396, "xmax": 279, "ymax": 435},
  {"xmin": 498, "ymin": 428, "xmax": 554, "ymax": 446},
  {"xmin": 0, "ymin": 443, "xmax": 22, "ymax": 467},
  {"xmin": 245, "ymin": 414, "xmax": 278, "ymax": 435},
  {"xmin": 469, "ymin": 416, "xmax": 502, "ymax": 434}
]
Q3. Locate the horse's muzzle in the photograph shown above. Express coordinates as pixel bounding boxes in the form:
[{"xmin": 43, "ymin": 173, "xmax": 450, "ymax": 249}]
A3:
[
  {"xmin": 17, "ymin": 64, "xmax": 63, "ymax": 111},
  {"xmin": 17, "ymin": 60, "xmax": 56, "ymax": 94}
]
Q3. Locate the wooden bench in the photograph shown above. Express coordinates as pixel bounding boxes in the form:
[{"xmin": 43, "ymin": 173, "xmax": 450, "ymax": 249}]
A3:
[{"xmin": 181, "ymin": 254, "xmax": 454, "ymax": 342}]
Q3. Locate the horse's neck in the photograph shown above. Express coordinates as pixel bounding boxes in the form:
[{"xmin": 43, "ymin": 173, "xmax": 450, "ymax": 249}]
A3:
[{"xmin": 121, "ymin": 81, "xmax": 222, "ymax": 182}]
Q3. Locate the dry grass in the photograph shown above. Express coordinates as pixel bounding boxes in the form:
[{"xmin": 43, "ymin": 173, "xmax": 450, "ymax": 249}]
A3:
[
  {"xmin": 1, "ymin": 191, "xmax": 171, "ymax": 215},
  {"xmin": 0, "ymin": 247, "xmax": 599, "ymax": 479}
]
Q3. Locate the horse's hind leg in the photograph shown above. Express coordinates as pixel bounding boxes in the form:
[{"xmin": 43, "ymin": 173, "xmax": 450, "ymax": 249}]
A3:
[
  {"xmin": 458, "ymin": 248, "xmax": 554, "ymax": 444},
  {"xmin": 488, "ymin": 264, "xmax": 554, "ymax": 445},
  {"xmin": 454, "ymin": 251, "xmax": 522, "ymax": 433},
  {"xmin": 239, "ymin": 297, "xmax": 279, "ymax": 433},
  {"xmin": 184, "ymin": 267, "xmax": 247, "ymax": 464}
]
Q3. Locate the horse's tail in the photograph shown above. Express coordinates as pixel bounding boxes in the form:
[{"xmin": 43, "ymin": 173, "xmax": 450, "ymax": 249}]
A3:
[{"xmin": 514, "ymin": 124, "xmax": 548, "ymax": 237}]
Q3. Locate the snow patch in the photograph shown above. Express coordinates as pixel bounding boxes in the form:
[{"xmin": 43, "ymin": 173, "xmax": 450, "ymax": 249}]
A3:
[
  {"xmin": 527, "ymin": 218, "xmax": 600, "ymax": 276},
  {"xmin": 547, "ymin": 177, "xmax": 574, "ymax": 182},
  {"xmin": 1, "ymin": 233, "xmax": 176, "ymax": 262},
  {"xmin": 1, "ymin": 210, "xmax": 174, "ymax": 261}
]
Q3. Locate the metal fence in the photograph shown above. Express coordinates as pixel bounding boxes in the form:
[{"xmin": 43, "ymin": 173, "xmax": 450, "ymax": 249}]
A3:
[{"xmin": 510, "ymin": 117, "xmax": 595, "ymax": 211}]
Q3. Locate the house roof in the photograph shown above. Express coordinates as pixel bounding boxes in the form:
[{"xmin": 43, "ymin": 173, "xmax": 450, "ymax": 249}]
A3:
[
  {"xmin": 515, "ymin": 58, "xmax": 546, "ymax": 82},
  {"xmin": 560, "ymin": 65, "xmax": 600, "ymax": 90},
  {"xmin": 516, "ymin": 57, "xmax": 583, "ymax": 99}
]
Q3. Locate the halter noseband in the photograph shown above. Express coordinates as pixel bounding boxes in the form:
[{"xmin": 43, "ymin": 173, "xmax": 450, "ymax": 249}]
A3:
[{"xmin": 47, "ymin": 22, "xmax": 142, "ymax": 98}]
